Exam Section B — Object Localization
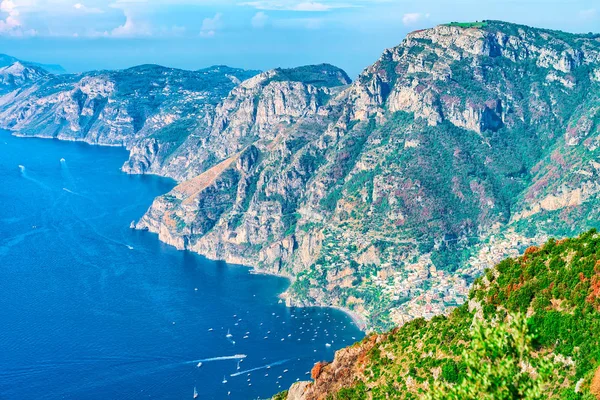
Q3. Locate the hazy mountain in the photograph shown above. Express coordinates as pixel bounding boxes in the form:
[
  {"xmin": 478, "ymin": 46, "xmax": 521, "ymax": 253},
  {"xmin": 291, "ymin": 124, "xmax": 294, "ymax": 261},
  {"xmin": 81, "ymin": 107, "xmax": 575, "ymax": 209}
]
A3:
[{"xmin": 0, "ymin": 54, "xmax": 66, "ymax": 74}]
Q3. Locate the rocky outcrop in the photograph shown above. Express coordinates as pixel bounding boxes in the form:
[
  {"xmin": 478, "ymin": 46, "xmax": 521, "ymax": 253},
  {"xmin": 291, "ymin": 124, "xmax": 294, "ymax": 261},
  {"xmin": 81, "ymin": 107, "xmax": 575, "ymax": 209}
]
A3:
[
  {"xmin": 123, "ymin": 64, "xmax": 349, "ymax": 181},
  {"xmin": 286, "ymin": 333, "xmax": 382, "ymax": 400},
  {"xmin": 592, "ymin": 366, "xmax": 600, "ymax": 399}
]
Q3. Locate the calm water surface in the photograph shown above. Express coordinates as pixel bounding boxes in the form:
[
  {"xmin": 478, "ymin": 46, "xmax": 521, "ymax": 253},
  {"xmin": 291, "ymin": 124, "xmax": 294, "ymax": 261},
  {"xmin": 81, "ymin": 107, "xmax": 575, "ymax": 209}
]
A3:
[{"xmin": 0, "ymin": 132, "xmax": 363, "ymax": 399}]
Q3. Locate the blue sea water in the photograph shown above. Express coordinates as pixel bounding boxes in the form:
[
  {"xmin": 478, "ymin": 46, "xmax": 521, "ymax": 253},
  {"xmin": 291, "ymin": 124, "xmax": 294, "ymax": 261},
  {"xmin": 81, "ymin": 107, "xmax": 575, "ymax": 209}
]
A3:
[{"xmin": 0, "ymin": 131, "xmax": 364, "ymax": 399}]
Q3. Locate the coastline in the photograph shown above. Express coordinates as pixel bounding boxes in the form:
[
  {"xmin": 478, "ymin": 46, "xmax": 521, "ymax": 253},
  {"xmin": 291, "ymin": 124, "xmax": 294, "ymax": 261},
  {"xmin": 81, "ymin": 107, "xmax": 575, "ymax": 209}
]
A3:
[
  {"xmin": 11, "ymin": 132, "xmax": 127, "ymax": 148},
  {"xmin": 8, "ymin": 129, "xmax": 371, "ymax": 333},
  {"xmin": 249, "ymin": 269, "xmax": 368, "ymax": 331}
]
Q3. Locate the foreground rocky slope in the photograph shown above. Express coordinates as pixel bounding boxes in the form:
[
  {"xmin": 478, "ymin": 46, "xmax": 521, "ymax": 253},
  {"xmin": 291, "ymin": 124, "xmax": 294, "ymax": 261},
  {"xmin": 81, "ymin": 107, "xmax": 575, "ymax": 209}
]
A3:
[
  {"xmin": 280, "ymin": 229, "xmax": 600, "ymax": 399},
  {"xmin": 138, "ymin": 21, "xmax": 600, "ymax": 329}
]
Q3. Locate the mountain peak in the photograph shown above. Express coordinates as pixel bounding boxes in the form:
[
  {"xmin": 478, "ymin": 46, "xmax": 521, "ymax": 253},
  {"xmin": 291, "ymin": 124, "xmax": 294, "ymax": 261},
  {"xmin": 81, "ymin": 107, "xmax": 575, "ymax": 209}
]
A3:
[{"xmin": 270, "ymin": 63, "xmax": 351, "ymax": 87}]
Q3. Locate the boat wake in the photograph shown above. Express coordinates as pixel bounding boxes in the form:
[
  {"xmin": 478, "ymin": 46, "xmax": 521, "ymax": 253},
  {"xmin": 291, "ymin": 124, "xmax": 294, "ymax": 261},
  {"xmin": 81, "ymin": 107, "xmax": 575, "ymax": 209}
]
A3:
[
  {"xmin": 18, "ymin": 165, "xmax": 51, "ymax": 190},
  {"xmin": 186, "ymin": 354, "xmax": 247, "ymax": 365},
  {"xmin": 229, "ymin": 359, "xmax": 290, "ymax": 377}
]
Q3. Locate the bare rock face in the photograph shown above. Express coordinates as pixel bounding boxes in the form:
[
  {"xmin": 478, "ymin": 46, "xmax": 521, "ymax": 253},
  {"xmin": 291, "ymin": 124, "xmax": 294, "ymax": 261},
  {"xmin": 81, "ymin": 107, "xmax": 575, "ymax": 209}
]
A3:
[
  {"xmin": 285, "ymin": 334, "xmax": 383, "ymax": 400},
  {"xmin": 591, "ymin": 366, "xmax": 600, "ymax": 399},
  {"xmin": 122, "ymin": 64, "xmax": 348, "ymax": 181}
]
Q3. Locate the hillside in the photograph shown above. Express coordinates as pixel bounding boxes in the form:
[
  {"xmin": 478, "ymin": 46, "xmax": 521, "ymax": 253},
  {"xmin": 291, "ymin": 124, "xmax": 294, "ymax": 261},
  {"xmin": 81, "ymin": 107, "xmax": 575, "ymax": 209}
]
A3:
[
  {"xmin": 281, "ymin": 229, "xmax": 600, "ymax": 399},
  {"xmin": 135, "ymin": 20, "xmax": 600, "ymax": 329},
  {"xmin": 0, "ymin": 63, "xmax": 259, "ymax": 176},
  {"xmin": 124, "ymin": 64, "xmax": 351, "ymax": 180}
]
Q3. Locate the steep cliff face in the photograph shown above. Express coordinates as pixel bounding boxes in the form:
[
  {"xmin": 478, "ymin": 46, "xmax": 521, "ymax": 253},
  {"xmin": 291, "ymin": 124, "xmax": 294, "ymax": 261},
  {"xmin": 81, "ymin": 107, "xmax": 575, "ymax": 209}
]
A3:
[
  {"xmin": 136, "ymin": 64, "xmax": 353, "ymax": 264},
  {"xmin": 138, "ymin": 21, "xmax": 600, "ymax": 330}
]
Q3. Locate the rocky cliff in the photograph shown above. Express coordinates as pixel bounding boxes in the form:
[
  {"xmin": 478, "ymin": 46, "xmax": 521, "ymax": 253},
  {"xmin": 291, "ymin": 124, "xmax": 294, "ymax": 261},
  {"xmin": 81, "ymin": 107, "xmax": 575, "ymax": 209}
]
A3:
[
  {"xmin": 137, "ymin": 21, "xmax": 600, "ymax": 329},
  {"xmin": 125, "ymin": 64, "xmax": 350, "ymax": 181}
]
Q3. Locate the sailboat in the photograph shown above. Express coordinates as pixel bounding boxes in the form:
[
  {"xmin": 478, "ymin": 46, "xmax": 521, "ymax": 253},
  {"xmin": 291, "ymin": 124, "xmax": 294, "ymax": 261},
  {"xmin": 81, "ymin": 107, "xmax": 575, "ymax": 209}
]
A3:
[
  {"xmin": 193, "ymin": 386, "xmax": 198, "ymax": 399},
  {"xmin": 222, "ymin": 375, "xmax": 228, "ymax": 384}
]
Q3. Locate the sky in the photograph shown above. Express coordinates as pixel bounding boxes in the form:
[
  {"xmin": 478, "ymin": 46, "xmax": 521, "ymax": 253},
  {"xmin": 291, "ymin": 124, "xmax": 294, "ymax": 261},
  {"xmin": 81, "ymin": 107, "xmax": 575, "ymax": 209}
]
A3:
[{"xmin": 0, "ymin": 0, "xmax": 599, "ymax": 78}]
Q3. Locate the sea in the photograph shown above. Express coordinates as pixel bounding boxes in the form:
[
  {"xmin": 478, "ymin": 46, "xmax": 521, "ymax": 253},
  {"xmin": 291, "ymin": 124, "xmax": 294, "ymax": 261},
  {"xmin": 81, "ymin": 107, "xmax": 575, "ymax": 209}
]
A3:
[{"xmin": 0, "ymin": 131, "xmax": 364, "ymax": 399}]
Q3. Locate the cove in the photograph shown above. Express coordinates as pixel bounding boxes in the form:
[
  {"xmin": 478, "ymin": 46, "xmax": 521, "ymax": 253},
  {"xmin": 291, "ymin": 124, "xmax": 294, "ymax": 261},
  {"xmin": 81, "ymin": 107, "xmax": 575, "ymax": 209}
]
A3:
[{"xmin": 0, "ymin": 131, "xmax": 364, "ymax": 399}]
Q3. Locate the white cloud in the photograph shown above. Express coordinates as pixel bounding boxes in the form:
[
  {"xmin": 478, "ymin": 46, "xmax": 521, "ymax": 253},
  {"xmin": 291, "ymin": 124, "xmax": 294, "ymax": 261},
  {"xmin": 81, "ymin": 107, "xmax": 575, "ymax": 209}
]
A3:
[
  {"xmin": 240, "ymin": 1, "xmax": 356, "ymax": 12},
  {"xmin": 251, "ymin": 11, "xmax": 268, "ymax": 28},
  {"xmin": 0, "ymin": 0, "xmax": 36, "ymax": 36},
  {"xmin": 294, "ymin": 2, "xmax": 329, "ymax": 11},
  {"xmin": 402, "ymin": 12, "xmax": 429, "ymax": 26},
  {"xmin": 73, "ymin": 3, "xmax": 103, "ymax": 14},
  {"xmin": 200, "ymin": 12, "xmax": 222, "ymax": 37},
  {"xmin": 111, "ymin": 9, "xmax": 151, "ymax": 37}
]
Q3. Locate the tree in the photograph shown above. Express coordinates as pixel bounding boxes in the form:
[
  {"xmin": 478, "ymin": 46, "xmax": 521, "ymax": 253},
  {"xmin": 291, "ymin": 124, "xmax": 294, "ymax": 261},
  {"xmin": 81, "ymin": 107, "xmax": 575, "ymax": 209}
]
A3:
[{"xmin": 428, "ymin": 314, "xmax": 554, "ymax": 400}]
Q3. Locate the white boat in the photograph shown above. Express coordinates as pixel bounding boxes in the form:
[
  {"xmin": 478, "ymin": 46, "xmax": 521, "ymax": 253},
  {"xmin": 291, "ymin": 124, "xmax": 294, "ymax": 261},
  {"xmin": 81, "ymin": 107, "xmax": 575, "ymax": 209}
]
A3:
[
  {"xmin": 226, "ymin": 329, "xmax": 232, "ymax": 338},
  {"xmin": 197, "ymin": 362, "xmax": 203, "ymax": 368},
  {"xmin": 193, "ymin": 386, "xmax": 198, "ymax": 399},
  {"xmin": 325, "ymin": 343, "xmax": 332, "ymax": 347},
  {"xmin": 222, "ymin": 375, "xmax": 228, "ymax": 384}
]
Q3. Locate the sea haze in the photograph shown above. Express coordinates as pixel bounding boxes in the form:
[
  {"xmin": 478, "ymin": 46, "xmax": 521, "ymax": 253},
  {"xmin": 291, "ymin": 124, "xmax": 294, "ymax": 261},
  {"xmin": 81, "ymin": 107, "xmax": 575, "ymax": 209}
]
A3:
[{"xmin": 0, "ymin": 131, "xmax": 363, "ymax": 399}]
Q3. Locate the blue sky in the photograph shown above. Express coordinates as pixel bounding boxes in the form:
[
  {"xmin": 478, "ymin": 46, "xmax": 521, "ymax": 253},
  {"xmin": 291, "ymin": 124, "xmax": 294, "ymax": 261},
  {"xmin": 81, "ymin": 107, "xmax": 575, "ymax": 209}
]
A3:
[{"xmin": 0, "ymin": 0, "xmax": 599, "ymax": 77}]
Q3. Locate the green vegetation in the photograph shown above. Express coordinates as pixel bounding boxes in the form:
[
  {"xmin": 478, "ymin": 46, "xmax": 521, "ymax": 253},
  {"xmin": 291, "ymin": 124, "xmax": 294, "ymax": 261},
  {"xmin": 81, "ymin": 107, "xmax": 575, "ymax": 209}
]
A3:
[
  {"xmin": 315, "ymin": 230, "xmax": 600, "ymax": 399},
  {"xmin": 268, "ymin": 64, "xmax": 351, "ymax": 88},
  {"xmin": 445, "ymin": 21, "xmax": 489, "ymax": 29},
  {"xmin": 428, "ymin": 314, "xmax": 554, "ymax": 400}
]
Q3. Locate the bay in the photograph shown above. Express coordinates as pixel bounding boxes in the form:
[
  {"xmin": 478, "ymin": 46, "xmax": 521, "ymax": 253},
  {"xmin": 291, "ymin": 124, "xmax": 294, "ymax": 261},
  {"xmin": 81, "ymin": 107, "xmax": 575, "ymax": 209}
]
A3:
[{"xmin": 0, "ymin": 131, "xmax": 363, "ymax": 399}]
